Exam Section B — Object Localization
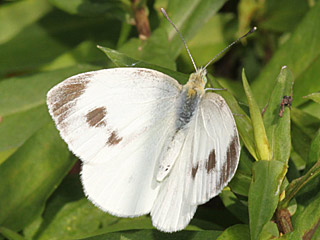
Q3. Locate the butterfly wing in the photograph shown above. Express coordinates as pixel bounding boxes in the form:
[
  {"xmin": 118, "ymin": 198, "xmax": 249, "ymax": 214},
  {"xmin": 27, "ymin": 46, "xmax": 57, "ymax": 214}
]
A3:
[
  {"xmin": 47, "ymin": 68, "xmax": 182, "ymax": 217},
  {"xmin": 151, "ymin": 92, "xmax": 240, "ymax": 232},
  {"xmin": 191, "ymin": 92, "xmax": 240, "ymax": 204}
]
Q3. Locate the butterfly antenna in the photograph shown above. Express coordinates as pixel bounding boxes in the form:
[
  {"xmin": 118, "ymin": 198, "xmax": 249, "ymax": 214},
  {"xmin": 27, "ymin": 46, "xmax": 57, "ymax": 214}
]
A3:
[
  {"xmin": 161, "ymin": 8, "xmax": 198, "ymax": 72},
  {"xmin": 204, "ymin": 27, "xmax": 257, "ymax": 70}
]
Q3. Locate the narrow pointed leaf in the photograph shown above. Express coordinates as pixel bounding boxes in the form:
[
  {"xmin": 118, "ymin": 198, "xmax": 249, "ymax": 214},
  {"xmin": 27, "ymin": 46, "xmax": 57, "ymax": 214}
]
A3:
[
  {"xmin": 0, "ymin": 227, "xmax": 26, "ymax": 240},
  {"xmin": 303, "ymin": 93, "xmax": 320, "ymax": 103},
  {"xmin": 279, "ymin": 159, "xmax": 320, "ymax": 209},
  {"xmin": 242, "ymin": 69, "xmax": 271, "ymax": 160}
]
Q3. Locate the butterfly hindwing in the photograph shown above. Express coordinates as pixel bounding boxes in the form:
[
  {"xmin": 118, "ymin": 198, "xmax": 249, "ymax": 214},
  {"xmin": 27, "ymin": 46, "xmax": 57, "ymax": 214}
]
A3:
[{"xmin": 47, "ymin": 68, "xmax": 182, "ymax": 216}]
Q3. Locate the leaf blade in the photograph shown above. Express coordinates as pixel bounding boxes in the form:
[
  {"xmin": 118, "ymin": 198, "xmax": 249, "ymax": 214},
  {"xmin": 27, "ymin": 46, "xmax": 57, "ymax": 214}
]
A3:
[{"xmin": 0, "ymin": 123, "xmax": 72, "ymax": 231}]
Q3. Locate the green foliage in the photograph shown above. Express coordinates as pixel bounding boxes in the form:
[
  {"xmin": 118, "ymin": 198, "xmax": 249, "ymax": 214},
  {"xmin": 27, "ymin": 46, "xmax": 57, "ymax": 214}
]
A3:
[{"xmin": 0, "ymin": 0, "xmax": 319, "ymax": 239}]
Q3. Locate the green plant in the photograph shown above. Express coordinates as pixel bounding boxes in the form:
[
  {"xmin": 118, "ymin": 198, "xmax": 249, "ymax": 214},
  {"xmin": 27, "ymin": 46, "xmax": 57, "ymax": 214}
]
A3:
[{"xmin": 0, "ymin": 0, "xmax": 319, "ymax": 239}]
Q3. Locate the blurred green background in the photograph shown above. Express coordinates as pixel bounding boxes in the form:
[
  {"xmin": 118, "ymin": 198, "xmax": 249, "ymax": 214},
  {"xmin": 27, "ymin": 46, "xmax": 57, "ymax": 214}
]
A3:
[{"xmin": 0, "ymin": 0, "xmax": 319, "ymax": 239}]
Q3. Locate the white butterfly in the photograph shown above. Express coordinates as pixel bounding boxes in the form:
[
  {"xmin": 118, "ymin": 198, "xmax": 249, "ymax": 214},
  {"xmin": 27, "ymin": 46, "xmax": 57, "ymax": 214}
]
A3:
[{"xmin": 46, "ymin": 9, "xmax": 252, "ymax": 232}]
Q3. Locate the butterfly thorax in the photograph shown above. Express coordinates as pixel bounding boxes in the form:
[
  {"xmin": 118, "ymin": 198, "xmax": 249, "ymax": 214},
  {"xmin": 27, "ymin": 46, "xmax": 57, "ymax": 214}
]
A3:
[
  {"xmin": 177, "ymin": 70, "xmax": 206, "ymax": 129},
  {"xmin": 186, "ymin": 68, "xmax": 207, "ymax": 90}
]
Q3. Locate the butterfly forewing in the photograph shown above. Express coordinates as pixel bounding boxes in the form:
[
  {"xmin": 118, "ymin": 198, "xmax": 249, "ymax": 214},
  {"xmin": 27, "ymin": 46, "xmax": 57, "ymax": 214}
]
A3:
[
  {"xmin": 151, "ymin": 92, "xmax": 240, "ymax": 232},
  {"xmin": 192, "ymin": 92, "xmax": 240, "ymax": 204},
  {"xmin": 47, "ymin": 68, "xmax": 182, "ymax": 216}
]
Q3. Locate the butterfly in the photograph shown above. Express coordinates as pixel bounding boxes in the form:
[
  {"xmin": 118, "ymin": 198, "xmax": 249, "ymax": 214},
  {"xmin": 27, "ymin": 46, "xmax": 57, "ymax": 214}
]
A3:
[{"xmin": 46, "ymin": 9, "xmax": 255, "ymax": 232}]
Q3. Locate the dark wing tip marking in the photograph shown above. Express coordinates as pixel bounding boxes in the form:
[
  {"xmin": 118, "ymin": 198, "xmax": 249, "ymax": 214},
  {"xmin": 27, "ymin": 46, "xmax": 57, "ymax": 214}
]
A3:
[
  {"xmin": 206, "ymin": 149, "xmax": 216, "ymax": 173},
  {"xmin": 107, "ymin": 131, "xmax": 122, "ymax": 146},
  {"xmin": 52, "ymin": 80, "xmax": 89, "ymax": 113},
  {"xmin": 222, "ymin": 133, "xmax": 240, "ymax": 183},
  {"xmin": 204, "ymin": 133, "xmax": 239, "ymax": 192},
  {"xmin": 86, "ymin": 107, "xmax": 107, "ymax": 127},
  {"xmin": 192, "ymin": 164, "xmax": 199, "ymax": 179},
  {"xmin": 50, "ymin": 76, "xmax": 91, "ymax": 125}
]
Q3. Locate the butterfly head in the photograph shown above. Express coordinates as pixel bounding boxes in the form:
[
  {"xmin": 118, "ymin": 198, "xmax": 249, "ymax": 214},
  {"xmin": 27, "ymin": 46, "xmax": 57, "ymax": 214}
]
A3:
[{"xmin": 188, "ymin": 68, "xmax": 207, "ymax": 90}]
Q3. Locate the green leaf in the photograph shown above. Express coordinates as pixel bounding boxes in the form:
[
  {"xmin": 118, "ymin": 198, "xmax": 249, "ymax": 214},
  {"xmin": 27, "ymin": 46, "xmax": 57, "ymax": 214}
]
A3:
[
  {"xmin": 41, "ymin": 41, "xmax": 107, "ymax": 71},
  {"xmin": 98, "ymin": 46, "xmax": 188, "ymax": 83},
  {"xmin": 260, "ymin": 0, "xmax": 309, "ymax": 32},
  {"xmin": 0, "ymin": 227, "xmax": 26, "ymax": 240},
  {"xmin": 291, "ymin": 190, "xmax": 320, "ymax": 240},
  {"xmin": 48, "ymin": 0, "xmax": 130, "ymax": 19},
  {"xmin": 29, "ymin": 175, "xmax": 220, "ymax": 239},
  {"xmin": 116, "ymin": 0, "xmax": 228, "ymax": 72},
  {"xmin": 306, "ymin": 129, "xmax": 320, "ymax": 171},
  {"xmin": 118, "ymin": 28, "xmax": 177, "ymax": 70},
  {"xmin": 293, "ymin": 56, "xmax": 320, "ymax": 107},
  {"xmin": 0, "ymin": 9, "xmax": 119, "ymax": 76},
  {"xmin": 0, "ymin": 106, "xmax": 51, "ymax": 164},
  {"xmin": 263, "ymin": 66, "xmax": 294, "ymax": 162},
  {"xmin": 238, "ymin": 0, "xmax": 262, "ymax": 38},
  {"xmin": 291, "ymin": 123, "xmax": 312, "ymax": 165},
  {"xmin": 248, "ymin": 160, "xmax": 287, "ymax": 240},
  {"xmin": 193, "ymin": 206, "xmax": 238, "ymax": 230},
  {"xmin": 81, "ymin": 229, "xmax": 222, "ymax": 240},
  {"xmin": 23, "ymin": 175, "xmax": 84, "ymax": 239},
  {"xmin": 252, "ymin": 1, "xmax": 320, "ymax": 108},
  {"xmin": 179, "ymin": 13, "xmax": 234, "ymax": 72},
  {"xmin": 33, "ymin": 198, "xmax": 153, "ymax": 240},
  {"xmin": 303, "ymin": 93, "xmax": 320, "ymax": 103},
  {"xmin": 163, "ymin": 0, "xmax": 227, "ymax": 59},
  {"xmin": 217, "ymin": 77, "xmax": 246, "ymax": 104},
  {"xmin": 259, "ymin": 221, "xmax": 279, "ymax": 239},
  {"xmin": 219, "ymin": 190, "xmax": 249, "ymax": 224},
  {"xmin": 228, "ymin": 149, "xmax": 253, "ymax": 196},
  {"xmin": 279, "ymin": 159, "xmax": 320, "ymax": 209},
  {"xmin": 291, "ymin": 107, "xmax": 320, "ymax": 139},
  {"xmin": 0, "ymin": 123, "xmax": 72, "ymax": 231},
  {"xmin": 242, "ymin": 69, "xmax": 271, "ymax": 161},
  {"xmin": 216, "ymin": 224, "xmax": 250, "ymax": 240},
  {"xmin": 290, "ymin": 108, "xmax": 320, "ymax": 166},
  {"xmin": 0, "ymin": 0, "xmax": 51, "ymax": 45}
]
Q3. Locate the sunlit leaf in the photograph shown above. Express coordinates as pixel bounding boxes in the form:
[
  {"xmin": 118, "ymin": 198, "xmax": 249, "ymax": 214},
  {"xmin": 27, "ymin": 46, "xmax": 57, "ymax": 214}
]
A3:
[
  {"xmin": 263, "ymin": 66, "xmax": 294, "ymax": 162},
  {"xmin": 242, "ymin": 69, "xmax": 271, "ymax": 161},
  {"xmin": 0, "ymin": 123, "xmax": 72, "ymax": 231},
  {"xmin": 248, "ymin": 160, "xmax": 287, "ymax": 240}
]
